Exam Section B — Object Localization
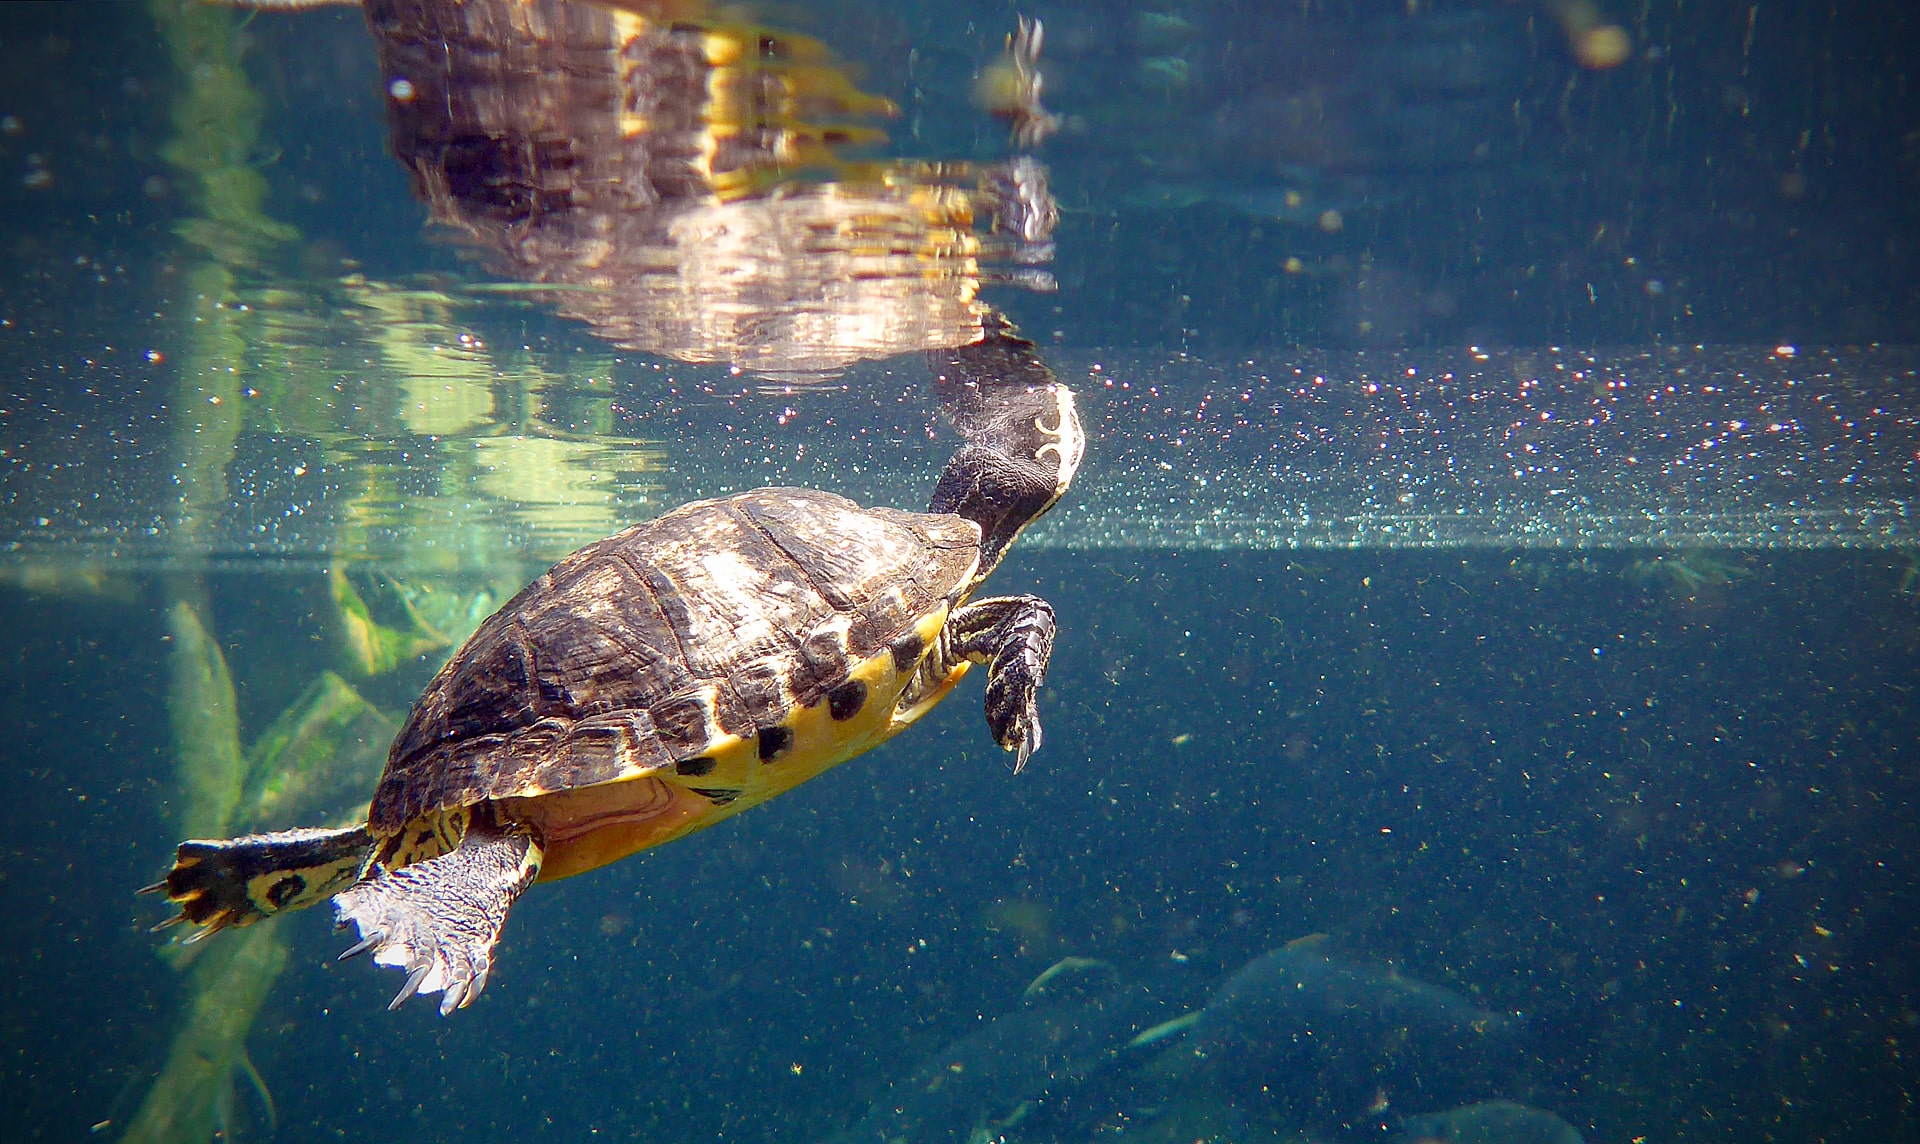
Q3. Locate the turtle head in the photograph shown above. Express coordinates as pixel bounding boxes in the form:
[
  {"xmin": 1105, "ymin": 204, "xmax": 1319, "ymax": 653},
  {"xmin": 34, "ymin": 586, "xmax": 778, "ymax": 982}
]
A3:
[{"xmin": 928, "ymin": 312, "xmax": 1085, "ymax": 582}]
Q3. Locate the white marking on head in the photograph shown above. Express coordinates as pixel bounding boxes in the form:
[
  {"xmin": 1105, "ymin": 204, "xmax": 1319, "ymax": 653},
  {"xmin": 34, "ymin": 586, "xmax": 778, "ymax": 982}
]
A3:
[{"xmin": 1032, "ymin": 384, "xmax": 1085, "ymax": 496}]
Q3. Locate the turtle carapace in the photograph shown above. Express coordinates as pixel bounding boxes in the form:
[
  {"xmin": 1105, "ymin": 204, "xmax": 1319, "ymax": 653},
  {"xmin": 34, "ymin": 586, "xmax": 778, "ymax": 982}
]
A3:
[{"xmin": 145, "ymin": 316, "xmax": 1083, "ymax": 1015}]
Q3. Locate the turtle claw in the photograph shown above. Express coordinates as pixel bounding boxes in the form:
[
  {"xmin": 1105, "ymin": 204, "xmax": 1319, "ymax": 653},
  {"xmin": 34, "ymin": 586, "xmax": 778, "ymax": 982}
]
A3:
[
  {"xmin": 338, "ymin": 932, "xmax": 381, "ymax": 961},
  {"xmin": 180, "ymin": 923, "xmax": 220, "ymax": 946},
  {"xmin": 389, "ymin": 963, "xmax": 433, "ymax": 1011},
  {"xmin": 984, "ymin": 670, "xmax": 1043, "ymax": 772},
  {"xmin": 1015, "ymin": 708, "xmax": 1043, "ymax": 769}
]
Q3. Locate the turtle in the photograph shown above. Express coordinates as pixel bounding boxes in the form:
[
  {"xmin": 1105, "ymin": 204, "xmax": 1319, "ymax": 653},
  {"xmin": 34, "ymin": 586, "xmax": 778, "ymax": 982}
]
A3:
[{"xmin": 145, "ymin": 315, "xmax": 1085, "ymax": 1015}]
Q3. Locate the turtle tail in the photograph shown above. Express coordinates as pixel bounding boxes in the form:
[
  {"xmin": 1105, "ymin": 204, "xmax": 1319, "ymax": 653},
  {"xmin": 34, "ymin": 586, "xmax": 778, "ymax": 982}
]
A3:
[{"xmin": 142, "ymin": 825, "xmax": 375, "ymax": 940}]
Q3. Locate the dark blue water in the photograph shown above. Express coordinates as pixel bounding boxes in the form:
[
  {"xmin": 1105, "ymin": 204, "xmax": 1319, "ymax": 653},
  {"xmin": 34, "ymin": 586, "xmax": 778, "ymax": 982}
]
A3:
[
  {"xmin": 2, "ymin": 2, "xmax": 1917, "ymax": 1143},
  {"xmin": 8, "ymin": 550, "xmax": 1920, "ymax": 1141}
]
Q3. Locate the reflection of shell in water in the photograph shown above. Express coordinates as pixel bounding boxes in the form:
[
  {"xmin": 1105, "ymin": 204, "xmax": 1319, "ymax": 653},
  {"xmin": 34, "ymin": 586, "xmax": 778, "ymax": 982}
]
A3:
[
  {"xmin": 564, "ymin": 187, "xmax": 990, "ymax": 381},
  {"xmin": 373, "ymin": 0, "xmax": 1054, "ymax": 378}
]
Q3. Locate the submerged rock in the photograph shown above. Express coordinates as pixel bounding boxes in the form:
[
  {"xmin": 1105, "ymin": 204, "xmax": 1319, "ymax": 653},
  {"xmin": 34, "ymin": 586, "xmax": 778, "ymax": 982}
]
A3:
[
  {"xmin": 825, "ymin": 960, "xmax": 1169, "ymax": 1144},
  {"xmin": 1137, "ymin": 940, "xmax": 1532, "ymax": 1133}
]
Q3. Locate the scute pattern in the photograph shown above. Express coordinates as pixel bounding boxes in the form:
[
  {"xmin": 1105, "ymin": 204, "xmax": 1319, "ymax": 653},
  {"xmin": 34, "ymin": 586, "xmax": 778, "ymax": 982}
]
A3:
[{"xmin": 370, "ymin": 489, "xmax": 980, "ymax": 832}]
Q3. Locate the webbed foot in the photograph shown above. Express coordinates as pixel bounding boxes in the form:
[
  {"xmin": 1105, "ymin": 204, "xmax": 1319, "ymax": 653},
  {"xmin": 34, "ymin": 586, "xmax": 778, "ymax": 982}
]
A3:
[{"xmin": 333, "ymin": 822, "xmax": 542, "ymax": 1015}]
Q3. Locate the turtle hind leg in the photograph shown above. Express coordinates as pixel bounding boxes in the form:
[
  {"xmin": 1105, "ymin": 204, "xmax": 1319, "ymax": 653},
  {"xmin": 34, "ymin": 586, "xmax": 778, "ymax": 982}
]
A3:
[
  {"xmin": 334, "ymin": 820, "xmax": 543, "ymax": 1015},
  {"xmin": 142, "ymin": 825, "xmax": 375, "ymax": 939},
  {"xmin": 948, "ymin": 594, "xmax": 1057, "ymax": 772}
]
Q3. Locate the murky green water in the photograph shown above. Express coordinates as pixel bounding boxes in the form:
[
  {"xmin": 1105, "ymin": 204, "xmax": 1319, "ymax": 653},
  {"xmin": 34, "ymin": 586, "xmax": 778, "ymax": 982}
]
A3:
[{"xmin": 3, "ymin": 2, "xmax": 1916, "ymax": 1143}]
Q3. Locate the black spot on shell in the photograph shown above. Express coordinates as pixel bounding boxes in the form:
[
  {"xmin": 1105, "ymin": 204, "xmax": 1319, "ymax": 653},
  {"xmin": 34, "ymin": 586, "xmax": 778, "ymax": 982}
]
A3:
[
  {"xmin": 827, "ymin": 680, "xmax": 867, "ymax": 721},
  {"xmin": 676, "ymin": 755, "xmax": 717, "ymax": 777},
  {"xmin": 689, "ymin": 787, "xmax": 741, "ymax": 805},
  {"xmin": 266, "ymin": 874, "xmax": 306, "ymax": 910},
  {"xmin": 890, "ymin": 630, "xmax": 925, "ymax": 673},
  {"xmin": 757, "ymin": 725, "xmax": 794, "ymax": 762}
]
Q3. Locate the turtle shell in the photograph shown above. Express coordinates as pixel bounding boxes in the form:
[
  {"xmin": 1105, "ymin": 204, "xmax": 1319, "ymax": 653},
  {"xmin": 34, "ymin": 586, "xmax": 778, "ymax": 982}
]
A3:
[{"xmin": 368, "ymin": 488, "xmax": 981, "ymax": 844}]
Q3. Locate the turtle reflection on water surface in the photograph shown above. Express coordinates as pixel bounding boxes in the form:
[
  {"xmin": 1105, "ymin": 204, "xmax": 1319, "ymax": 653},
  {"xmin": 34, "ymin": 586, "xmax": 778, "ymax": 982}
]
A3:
[{"xmin": 146, "ymin": 316, "xmax": 1084, "ymax": 1015}]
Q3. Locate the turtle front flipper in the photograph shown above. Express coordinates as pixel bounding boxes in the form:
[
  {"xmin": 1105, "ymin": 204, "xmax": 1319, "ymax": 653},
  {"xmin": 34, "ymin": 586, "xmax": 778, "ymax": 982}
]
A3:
[
  {"xmin": 948, "ymin": 594, "xmax": 1057, "ymax": 772},
  {"xmin": 334, "ymin": 820, "xmax": 543, "ymax": 1015},
  {"xmin": 143, "ymin": 825, "xmax": 376, "ymax": 938}
]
